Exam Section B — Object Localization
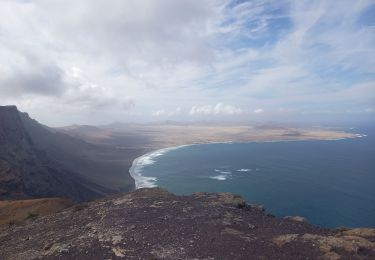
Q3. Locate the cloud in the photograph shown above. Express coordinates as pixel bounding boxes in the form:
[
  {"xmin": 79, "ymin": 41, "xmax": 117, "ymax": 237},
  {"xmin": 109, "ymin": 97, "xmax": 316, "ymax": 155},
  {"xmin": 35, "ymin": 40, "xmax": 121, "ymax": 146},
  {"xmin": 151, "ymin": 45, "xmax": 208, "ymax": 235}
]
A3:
[
  {"xmin": 0, "ymin": 0, "xmax": 374, "ymax": 124},
  {"xmin": 0, "ymin": 56, "xmax": 67, "ymax": 97},
  {"xmin": 62, "ymin": 67, "xmax": 135, "ymax": 110},
  {"xmin": 189, "ymin": 103, "xmax": 242, "ymax": 116},
  {"xmin": 152, "ymin": 109, "xmax": 166, "ymax": 116},
  {"xmin": 253, "ymin": 108, "xmax": 264, "ymax": 113},
  {"xmin": 152, "ymin": 107, "xmax": 182, "ymax": 117}
]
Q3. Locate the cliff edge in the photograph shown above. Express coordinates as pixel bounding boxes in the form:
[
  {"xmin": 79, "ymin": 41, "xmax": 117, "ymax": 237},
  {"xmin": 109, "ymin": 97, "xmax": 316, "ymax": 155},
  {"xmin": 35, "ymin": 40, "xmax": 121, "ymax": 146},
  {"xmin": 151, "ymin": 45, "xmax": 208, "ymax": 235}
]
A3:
[{"xmin": 1, "ymin": 188, "xmax": 374, "ymax": 259}]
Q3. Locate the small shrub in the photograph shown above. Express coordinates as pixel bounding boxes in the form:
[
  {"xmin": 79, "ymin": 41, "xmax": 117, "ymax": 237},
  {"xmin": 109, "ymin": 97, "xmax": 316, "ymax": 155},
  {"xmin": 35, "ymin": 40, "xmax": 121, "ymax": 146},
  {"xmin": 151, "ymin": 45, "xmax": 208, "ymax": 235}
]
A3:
[
  {"xmin": 335, "ymin": 226, "xmax": 349, "ymax": 232},
  {"xmin": 25, "ymin": 212, "xmax": 39, "ymax": 220},
  {"xmin": 236, "ymin": 201, "xmax": 247, "ymax": 209},
  {"xmin": 8, "ymin": 220, "xmax": 17, "ymax": 226},
  {"xmin": 72, "ymin": 203, "xmax": 88, "ymax": 212}
]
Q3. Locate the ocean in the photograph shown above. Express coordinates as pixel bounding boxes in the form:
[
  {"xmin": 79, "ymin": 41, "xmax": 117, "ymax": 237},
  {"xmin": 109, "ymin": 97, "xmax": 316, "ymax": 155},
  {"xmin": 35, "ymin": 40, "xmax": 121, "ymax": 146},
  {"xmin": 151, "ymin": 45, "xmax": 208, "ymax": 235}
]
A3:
[{"xmin": 130, "ymin": 126, "xmax": 375, "ymax": 228}]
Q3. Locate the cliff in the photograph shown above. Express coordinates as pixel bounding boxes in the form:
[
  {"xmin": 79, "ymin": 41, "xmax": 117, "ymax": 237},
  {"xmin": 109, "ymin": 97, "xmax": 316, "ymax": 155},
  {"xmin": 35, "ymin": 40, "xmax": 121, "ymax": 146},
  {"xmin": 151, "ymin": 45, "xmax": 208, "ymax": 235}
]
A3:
[
  {"xmin": 18, "ymin": 111, "xmax": 136, "ymax": 192},
  {"xmin": 0, "ymin": 106, "xmax": 125, "ymax": 201},
  {"xmin": 1, "ymin": 188, "xmax": 374, "ymax": 259}
]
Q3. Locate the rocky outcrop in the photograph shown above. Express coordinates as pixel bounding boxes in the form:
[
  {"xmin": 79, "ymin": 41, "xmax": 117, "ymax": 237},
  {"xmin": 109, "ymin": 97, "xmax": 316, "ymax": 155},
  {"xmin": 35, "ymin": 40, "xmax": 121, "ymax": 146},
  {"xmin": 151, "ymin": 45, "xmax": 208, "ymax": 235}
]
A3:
[{"xmin": 1, "ymin": 188, "xmax": 374, "ymax": 259}]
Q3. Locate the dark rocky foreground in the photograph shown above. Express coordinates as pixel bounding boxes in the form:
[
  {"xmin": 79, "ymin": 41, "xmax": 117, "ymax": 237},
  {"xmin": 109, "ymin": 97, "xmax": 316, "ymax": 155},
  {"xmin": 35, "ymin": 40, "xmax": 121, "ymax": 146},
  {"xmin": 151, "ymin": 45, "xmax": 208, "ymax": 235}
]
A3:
[{"xmin": 1, "ymin": 188, "xmax": 374, "ymax": 259}]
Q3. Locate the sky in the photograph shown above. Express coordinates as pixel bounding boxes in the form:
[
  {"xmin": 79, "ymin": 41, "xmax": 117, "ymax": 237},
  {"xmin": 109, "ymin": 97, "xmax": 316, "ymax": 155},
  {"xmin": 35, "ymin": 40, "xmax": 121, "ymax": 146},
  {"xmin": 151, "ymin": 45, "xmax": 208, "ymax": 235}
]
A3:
[{"xmin": 0, "ymin": 0, "xmax": 374, "ymax": 126}]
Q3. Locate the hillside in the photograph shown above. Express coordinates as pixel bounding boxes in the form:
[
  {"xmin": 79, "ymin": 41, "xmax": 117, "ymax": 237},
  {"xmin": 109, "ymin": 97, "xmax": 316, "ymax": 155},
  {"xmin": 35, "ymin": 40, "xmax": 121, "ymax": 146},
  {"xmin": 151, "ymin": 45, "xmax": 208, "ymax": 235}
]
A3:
[
  {"xmin": 19, "ymin": 111, "xmax": 137, "ymax": 191},
  {"xmin": 0, "ymin": 188, "xmax": 374, "ymax": 259},
  {"xmin": 0, "ymin": 106, "xmax": 132, "ymax": 201}
]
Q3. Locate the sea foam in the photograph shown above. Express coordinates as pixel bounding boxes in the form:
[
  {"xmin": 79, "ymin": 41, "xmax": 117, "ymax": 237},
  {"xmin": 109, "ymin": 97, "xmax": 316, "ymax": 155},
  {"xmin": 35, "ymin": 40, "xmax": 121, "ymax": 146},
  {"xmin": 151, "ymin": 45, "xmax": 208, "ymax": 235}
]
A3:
[
  {"xmin": 236, "ymin": 168, "xmax": 252, "ymax": 172},
  {"xmin": 129, "ymin": 145, "xmax": 190, "ymax": 189},
  {"xmin": 210, "ymin": 169, "xmax": 232, "ymax": 180},
  {"xmin": 209, "ymin": 175, "xmax": 227, "ymax": 181},
  {"xmin": 214, "ymin": 169, "xmax": 232, "ymax": 174}
]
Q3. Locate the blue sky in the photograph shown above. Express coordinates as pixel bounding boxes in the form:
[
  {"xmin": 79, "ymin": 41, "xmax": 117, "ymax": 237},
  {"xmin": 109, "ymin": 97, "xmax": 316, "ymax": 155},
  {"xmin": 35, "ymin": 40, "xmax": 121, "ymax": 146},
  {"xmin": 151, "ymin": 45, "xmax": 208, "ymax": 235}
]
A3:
[{"xmin": 0, "ymin": 0, "xmax": 374, "ymax": 125}]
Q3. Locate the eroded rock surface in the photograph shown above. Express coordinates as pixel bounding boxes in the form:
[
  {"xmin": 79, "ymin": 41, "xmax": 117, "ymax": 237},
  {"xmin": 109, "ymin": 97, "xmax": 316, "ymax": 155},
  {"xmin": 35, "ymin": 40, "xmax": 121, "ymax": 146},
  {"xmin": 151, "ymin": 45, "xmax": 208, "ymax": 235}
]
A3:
[{"xmin": 1, "ymin": 188, "xmax": 374, "ymax": 259}]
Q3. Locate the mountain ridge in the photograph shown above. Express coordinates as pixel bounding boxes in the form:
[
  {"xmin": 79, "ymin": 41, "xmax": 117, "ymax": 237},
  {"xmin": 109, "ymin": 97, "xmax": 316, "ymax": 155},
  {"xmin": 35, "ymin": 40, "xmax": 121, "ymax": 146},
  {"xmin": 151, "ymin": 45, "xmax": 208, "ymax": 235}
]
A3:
[{"xmin": 0, "ymin": 106, "xmax": 126, "ymax": 201}]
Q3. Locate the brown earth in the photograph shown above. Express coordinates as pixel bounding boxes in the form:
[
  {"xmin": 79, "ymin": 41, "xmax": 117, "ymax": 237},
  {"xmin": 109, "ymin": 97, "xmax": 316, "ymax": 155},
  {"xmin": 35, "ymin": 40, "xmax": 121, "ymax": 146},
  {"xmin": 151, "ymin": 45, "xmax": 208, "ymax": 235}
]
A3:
[
  {"xmin": 0, "ymin": 198, "xmax": 73, "ymax": 227},
  {"xmin": 1, "ymin": 188, "xmax": 374, "ymax": 259}
]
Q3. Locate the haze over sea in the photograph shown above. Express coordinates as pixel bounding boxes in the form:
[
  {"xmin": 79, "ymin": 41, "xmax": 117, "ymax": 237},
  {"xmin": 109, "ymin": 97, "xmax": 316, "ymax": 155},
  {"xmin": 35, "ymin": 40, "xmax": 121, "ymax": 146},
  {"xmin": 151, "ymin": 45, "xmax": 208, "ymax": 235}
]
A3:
[{"xmin": 130, "ymin": 125, "xmax": 375, "ymax": 228}]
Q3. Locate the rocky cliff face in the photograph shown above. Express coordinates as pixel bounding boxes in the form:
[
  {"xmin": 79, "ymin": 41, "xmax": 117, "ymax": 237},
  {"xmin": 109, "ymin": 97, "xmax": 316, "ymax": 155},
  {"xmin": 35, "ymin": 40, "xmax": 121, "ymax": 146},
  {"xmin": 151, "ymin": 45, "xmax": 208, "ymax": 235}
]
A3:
[
  {"xmin": 0, "ymin": 106, "xmax": 114, "ymax": 201},
  {"xmin": 1, "ymin": 188, "xmax": 374, "ymax": 259},
  {"xmin": 19, "ymin": 108, "xmax": 136, "ymax": 192}
]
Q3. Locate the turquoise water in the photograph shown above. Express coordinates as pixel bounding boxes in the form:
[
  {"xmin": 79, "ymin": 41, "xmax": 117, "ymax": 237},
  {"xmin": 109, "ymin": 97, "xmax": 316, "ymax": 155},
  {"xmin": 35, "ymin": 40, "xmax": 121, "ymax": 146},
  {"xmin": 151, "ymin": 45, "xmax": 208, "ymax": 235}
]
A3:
[{"xmin": 131, "ymin": 127, "xmax": 375, "ymax": 228}]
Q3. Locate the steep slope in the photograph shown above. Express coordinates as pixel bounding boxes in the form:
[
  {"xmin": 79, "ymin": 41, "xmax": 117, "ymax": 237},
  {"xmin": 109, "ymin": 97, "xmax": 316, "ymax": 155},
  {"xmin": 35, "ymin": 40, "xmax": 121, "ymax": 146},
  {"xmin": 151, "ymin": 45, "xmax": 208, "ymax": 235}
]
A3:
[
  {"xmin": 0, "ymin": 188, "xmax": 374, "ymax": 259},
  {"xmin": 0, "ymin": 106, "xmax": 114, "ymax": 201},
  {"xmin": 19, "ymin": 112, "xmax": 136, "ymax": 192}
]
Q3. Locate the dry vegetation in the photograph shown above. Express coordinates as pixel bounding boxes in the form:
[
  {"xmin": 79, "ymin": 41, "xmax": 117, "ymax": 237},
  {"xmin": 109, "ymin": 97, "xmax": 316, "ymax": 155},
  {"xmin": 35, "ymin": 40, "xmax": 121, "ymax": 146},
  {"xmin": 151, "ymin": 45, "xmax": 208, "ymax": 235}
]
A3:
[{"xmin": 0, "ymin": 198, "xmax": 73, "ymax": 227}]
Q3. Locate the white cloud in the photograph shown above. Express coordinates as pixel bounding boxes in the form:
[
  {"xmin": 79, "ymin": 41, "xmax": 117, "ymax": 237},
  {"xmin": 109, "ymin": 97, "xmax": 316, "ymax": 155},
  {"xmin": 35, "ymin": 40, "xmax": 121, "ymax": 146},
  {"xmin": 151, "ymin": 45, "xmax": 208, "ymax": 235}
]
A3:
[
  {"xmin": 253, "ymin": 108, "xmax": 264, "ymax": 113},
  {"xmin": 63, "ymin": 67, "xmax": 135, "ymax": 110},
  {"xmin": 152, "ymin": 110, "xmax": 166, "ymax": 116},
  {"xmin": 152, "ymin": 107, "xmax": 182, "ymax": 117},
  {"xmin": 190, "ymin": 103, "xmax": 242, "ymax": 116},
  {"xmin": 0, "ymin": 0, "xmax": 373, "ymax": 124}
]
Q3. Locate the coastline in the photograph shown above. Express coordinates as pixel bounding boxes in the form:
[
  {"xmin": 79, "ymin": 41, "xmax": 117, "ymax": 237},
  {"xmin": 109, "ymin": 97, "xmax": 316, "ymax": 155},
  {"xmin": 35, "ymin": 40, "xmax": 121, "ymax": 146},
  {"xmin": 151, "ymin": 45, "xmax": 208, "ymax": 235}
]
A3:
[
  {"xmin": 129, "ymin": 133, "xmax": 365, "ymax": 189},
  {"xmin": 129, "ymin": 144, "xmax": 194, "ymax": 189}
]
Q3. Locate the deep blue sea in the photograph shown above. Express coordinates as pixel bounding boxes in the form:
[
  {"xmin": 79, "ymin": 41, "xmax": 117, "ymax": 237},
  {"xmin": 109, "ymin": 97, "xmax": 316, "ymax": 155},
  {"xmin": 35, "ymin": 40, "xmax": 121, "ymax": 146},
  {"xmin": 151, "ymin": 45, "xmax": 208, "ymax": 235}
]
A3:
[{"xmin": 130, "ymin": 126, "xmax": 375, "ymax": 228}]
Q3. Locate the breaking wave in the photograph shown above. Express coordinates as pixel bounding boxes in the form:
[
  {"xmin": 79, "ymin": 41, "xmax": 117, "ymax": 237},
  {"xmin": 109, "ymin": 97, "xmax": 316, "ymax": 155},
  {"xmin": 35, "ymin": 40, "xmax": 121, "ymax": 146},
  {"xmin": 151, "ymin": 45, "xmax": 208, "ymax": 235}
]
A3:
[
  {"xmin": 129, "ymin": 145, "xmax": 190, "ymax": 189},
  {"xmin": 236, "ymin": 168, "xmax": 252, "ymax": 172},
  {"xmin": 209, "ymin": 175, "xmax": 228, "ymax": 181},
  {"xmin": 210, "ymin": 169, "xmax": 232, "ymax": 181}
]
